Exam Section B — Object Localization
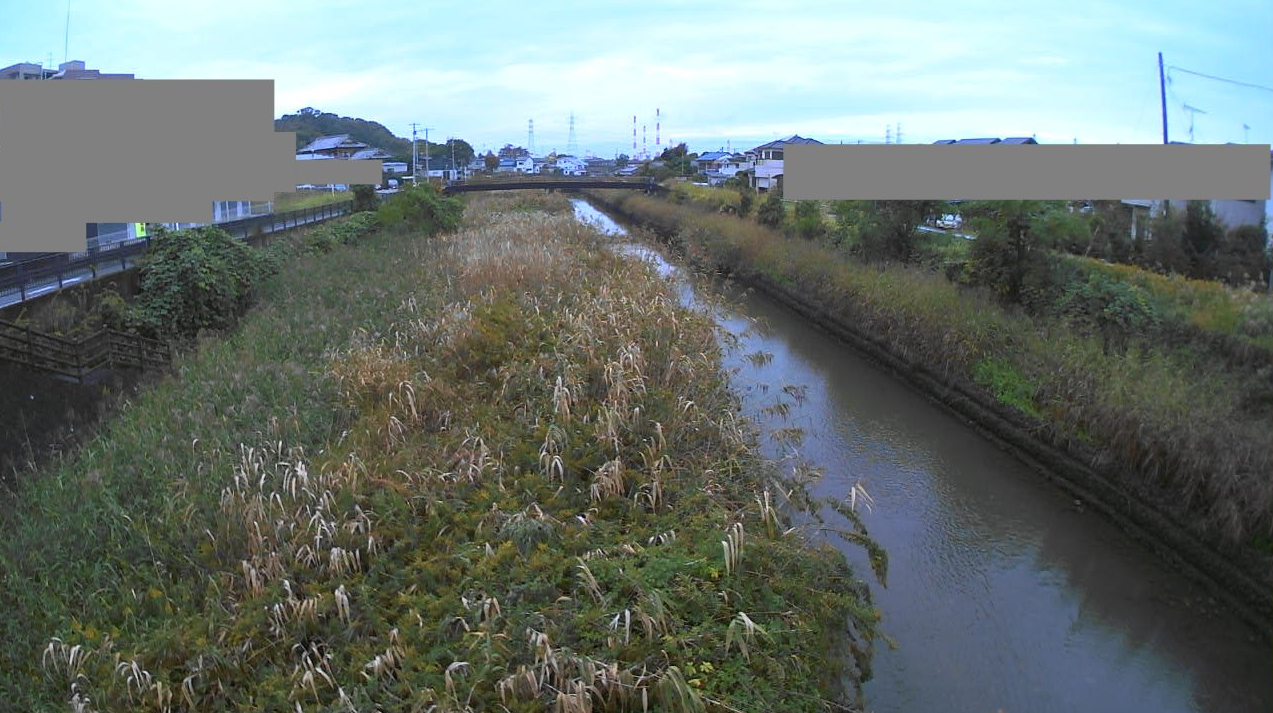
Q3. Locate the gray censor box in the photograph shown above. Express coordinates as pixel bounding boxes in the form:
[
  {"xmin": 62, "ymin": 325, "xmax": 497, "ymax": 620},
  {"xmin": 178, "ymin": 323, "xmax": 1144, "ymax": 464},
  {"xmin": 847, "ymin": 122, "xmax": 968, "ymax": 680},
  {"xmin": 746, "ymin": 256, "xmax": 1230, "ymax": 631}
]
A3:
[
  {"xmin": 0, "ymin": 79, "xmax": 384, "ymax": 252},
  {"xmin": 784, "ymin": 144, "xmax": 1272, "ymax": 201}
]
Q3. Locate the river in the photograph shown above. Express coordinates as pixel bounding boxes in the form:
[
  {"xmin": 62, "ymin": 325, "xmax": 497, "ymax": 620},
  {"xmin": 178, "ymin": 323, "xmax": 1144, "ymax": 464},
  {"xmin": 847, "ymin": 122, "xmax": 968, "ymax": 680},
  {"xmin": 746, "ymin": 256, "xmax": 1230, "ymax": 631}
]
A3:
[{"xmin": 570, "ymin": 198, "xmax": 1272, "ymax": 713}]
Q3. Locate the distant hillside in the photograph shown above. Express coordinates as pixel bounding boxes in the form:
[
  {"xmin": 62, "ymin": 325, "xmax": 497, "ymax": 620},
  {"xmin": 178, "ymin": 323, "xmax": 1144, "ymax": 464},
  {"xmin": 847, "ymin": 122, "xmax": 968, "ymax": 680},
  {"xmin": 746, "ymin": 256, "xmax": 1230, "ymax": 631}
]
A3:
[{"xmin": 275, "ymin": 107, "xmax": 412, "ymax": 159}]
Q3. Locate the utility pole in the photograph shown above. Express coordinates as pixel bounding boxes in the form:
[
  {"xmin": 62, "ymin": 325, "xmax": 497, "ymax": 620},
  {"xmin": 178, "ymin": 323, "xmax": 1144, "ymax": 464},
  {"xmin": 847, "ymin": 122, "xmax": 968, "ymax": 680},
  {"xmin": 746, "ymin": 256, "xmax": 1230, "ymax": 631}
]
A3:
[
  {"xmin": 410, "ymin": 123, "xmax": 419, "ymax": 186},
  {"xmin": 1158, "ymin": 51, "xmax": 1168, "ymax": 144},
  {"xmin": 423, "ymin": 127, "xmax": 433, "ymax": 185}
]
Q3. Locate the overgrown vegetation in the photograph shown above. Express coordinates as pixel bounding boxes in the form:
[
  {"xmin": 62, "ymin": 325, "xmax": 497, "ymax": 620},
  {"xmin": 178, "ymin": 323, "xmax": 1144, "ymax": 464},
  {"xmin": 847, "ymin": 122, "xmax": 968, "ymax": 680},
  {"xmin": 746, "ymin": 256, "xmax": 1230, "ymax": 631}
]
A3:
[
  {"xmin": 587, "ymin": 190, "xmax": 1273, "ymax": 564},
  {"xmin": 0, "ymin": 193, "xmax": 882, "ymax": 712},
  {"xmin": 272, "ymin": 190, "xmax": 352, "ymax": 213},
  {"xmin": 123, "ymin": 225, "xmax": 277, "ymax": 340},
  {"xmin": 376, "ymin": 183, "xmax": 464, "ymax": 235}
]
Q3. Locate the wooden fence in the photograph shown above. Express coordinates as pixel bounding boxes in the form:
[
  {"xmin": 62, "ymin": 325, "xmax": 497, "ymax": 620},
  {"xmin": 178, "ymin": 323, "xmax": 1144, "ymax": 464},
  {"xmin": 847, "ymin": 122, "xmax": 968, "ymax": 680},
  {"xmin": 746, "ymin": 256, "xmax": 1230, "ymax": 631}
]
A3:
[{"xmin": 0, "ymin": 319, "xmax": 171, "ymax": 383}]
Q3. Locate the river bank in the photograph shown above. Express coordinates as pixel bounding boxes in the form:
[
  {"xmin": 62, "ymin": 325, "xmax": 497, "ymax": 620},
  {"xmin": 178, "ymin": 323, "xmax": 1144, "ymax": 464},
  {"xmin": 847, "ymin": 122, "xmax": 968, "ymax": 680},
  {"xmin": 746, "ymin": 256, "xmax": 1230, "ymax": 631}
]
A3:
[
  {"xmin": 0, "ymin": 192, "xmax": 881, "ymax": 712},
  {"xmin": 582, "ymin": 189, "xmax": 1273, "ymax": 638},
  {"xmin": 572, "ymin": 195, "xmax": 1273, "ymax": 713}
]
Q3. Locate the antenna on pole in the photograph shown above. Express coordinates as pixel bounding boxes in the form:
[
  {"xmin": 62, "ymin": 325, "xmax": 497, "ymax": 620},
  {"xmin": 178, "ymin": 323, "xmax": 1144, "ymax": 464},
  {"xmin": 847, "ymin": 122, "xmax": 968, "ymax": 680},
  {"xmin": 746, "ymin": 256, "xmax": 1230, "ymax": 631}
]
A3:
[
  {"xmin": 1158, "ymin": 51, "xmax": 1169, "ymax": 144},
  {"xmin": 63, "ymin": 0, "xmax": 71, "ymax": 63},
  {"xmin": 1182, "ymin": 103, "xmax": 1206, "ymax": 142}
]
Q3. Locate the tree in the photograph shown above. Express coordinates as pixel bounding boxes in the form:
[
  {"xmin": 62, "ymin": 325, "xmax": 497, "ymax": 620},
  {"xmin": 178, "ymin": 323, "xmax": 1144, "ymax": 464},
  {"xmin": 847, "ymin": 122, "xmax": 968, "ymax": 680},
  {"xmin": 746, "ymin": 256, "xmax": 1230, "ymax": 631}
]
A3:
[
  {"xmin": 484, "ymin": 152, "xmax": 499, "ymax": 171},
  {"xmin": 1056, "ymin": 273, "xmax": 1159, "ymax": 354},
  {"xmin": 963, "ymin": 200, "xmax": 1075, "ymax": 307},
  {"xmin": 1086, "ymin": 201, "xmax": 1133, "ymax": 262},
  {"xmin": 427, "ymin": 138, "xmax": 475, "ymax": 166},
  {"xmin": 657, "ymin": 142, "xmax": 697, "ymax": 176},
  {"xmin": 856, "ymin": 201, "xmax": 940, "ymax": 262},
  {"xmin": 757, "ymin": 193, "xmax": 785, "ymax": 228},
  {"xmin": 615, "ymin": 153, "xmax": 630, "ymax": 168},
  {"xmin": 352, "ymin": 184, "xmax": 378, "ymax": 212},
  {"xmin": 1215, "ymin": 223, "xmax": 1271, "ymax": 285},
  {"xmin": 792, "ymin": 201, "xmax": 826, "ymax": 240},
  {"xmin": 1182, "ymin": 200, "xmax": 1226, "ymax": 278},
  {"xmin": 498, "ymin": 144, "xmax": 530, "ymax": 159}
]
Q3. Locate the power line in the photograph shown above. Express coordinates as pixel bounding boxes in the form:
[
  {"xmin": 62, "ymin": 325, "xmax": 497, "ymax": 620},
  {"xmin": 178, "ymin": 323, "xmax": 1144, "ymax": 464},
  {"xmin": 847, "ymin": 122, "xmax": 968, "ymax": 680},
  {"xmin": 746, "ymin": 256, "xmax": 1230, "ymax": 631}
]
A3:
[{"xmin": 1167, "ymin": 65, "xmax": 1273, "ymax": 94}]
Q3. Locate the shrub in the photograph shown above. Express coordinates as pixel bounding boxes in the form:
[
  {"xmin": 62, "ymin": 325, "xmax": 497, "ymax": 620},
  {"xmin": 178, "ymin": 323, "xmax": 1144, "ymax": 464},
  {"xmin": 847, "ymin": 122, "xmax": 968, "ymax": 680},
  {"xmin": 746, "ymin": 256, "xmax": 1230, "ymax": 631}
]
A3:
[
  {"xmin": 351, "ymin": 184, "xmax": 379, "ymax": 213},
  {"xmin": 1056, "ymin": 272, "xmax": 1160, "ymax": 353},
  {"xmin": 126, "ymin": 225, "xmax": 275, "ymax": 339},
  {"xmin": 376, "ymin": 183, "xmax": 464, "ymax": 234},
  {"xmin": 792, "ymin": 201, "xmax": 826, "ymax": 240},
  {"xmin": 756, "ymin": 193, "xmax": 784, "ymax": 228}
]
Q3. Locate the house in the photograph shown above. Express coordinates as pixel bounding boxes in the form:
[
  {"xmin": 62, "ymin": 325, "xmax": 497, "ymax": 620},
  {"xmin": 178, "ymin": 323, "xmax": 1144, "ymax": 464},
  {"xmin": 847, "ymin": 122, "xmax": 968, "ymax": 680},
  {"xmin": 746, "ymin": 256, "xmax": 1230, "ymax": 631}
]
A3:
[
  {"xmin": 699, "ymin": 152, "xmax": 749, "ymax": 185},
  {"xmin": 382, "ymin": 161, "xmax": 409, "ymax": 174},
  {"xmin": 297, "ymin": 134, "xmax": 371, "ymax": 159},
  {"xmin": 931, "ymin": 137, "xmax": 1038, "ymax": 145},
  {"xmin": 693, "ymin": 151, "xmax": 733, "ymax": 173},
  {"xmin": 531, "ymin": 157, "xmax": 552, "ymax": 175},
  {"xmin": 349, "ymin": 147, "xmax": 394, "ymax": 162},
  {"xmin": 553, "ymin": 155, "xmax": 587, "ymax": 176},
  {"xmin": 423, "ymin": 157, "xmax": 461, "ymax": 182},
  {"xmin": 586, "ymin": 158, "xmax": 617, "ymax": 176},
  {"xmin": 740, "ymin": 135, "xmax": 823, "ymax": 192}
]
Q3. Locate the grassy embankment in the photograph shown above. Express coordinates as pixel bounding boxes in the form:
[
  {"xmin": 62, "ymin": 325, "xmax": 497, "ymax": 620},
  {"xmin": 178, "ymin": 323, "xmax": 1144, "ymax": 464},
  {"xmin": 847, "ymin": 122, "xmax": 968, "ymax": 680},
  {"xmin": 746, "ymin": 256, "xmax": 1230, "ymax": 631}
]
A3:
[
  {"xmin": 272, "ymin": 189, "xmax": 352, "ymax": 213},
  {"xmin": 0, "ymin": 190, "xmax": 882, "ymax": 712},
  {"xmin": 587, "ymin": 188, "xmax": 1273, "ymax": 591}
]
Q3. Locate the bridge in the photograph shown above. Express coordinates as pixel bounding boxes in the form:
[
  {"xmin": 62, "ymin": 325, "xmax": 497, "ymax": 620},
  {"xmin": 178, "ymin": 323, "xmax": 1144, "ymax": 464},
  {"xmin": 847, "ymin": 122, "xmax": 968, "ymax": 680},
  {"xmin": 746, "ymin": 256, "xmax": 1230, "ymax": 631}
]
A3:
[{"xmin": 441, "ymin": 176, "xmax": 665, "ymax": 196}]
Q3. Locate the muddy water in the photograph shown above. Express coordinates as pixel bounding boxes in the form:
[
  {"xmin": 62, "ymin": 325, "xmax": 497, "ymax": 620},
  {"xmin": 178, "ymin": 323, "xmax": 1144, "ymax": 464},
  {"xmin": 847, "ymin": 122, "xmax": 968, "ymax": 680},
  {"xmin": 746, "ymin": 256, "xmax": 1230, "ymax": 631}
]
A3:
[{"xmin": 571, "ymin": 199, "xmax": 1273, "ymax": 713}]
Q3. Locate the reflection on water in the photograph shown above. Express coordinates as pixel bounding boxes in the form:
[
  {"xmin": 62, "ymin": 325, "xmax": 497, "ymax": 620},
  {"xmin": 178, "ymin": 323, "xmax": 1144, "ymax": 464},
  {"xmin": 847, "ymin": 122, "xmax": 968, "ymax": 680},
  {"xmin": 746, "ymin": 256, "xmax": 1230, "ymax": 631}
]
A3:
[{"xmin": 572, "ymin": 198, "xmax": 1273, "ymax": 713}]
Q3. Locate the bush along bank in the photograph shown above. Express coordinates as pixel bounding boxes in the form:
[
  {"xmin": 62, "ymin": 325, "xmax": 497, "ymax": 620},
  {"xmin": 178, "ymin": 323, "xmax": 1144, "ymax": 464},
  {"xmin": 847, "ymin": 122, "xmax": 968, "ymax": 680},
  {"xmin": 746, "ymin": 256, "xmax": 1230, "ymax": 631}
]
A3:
[
  {"xmin": 1, "ymin": 192, "xmax": 884, "ymax": 712},
  {"xmin": 584, "ymin": 190, "xmax": 1273, "ymax": 635}
]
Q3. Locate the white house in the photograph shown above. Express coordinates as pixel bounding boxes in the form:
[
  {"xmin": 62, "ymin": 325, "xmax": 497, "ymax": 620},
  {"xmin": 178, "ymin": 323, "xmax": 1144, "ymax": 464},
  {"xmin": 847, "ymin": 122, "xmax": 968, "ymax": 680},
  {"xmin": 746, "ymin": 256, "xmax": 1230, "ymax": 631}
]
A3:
[
  {"xmin": 742, "ymin": 135, "xmax": 822, "ymax": 192},
  {"xmin": 553, "ymin": 155, "xmax": 587, "ymax": 176}
]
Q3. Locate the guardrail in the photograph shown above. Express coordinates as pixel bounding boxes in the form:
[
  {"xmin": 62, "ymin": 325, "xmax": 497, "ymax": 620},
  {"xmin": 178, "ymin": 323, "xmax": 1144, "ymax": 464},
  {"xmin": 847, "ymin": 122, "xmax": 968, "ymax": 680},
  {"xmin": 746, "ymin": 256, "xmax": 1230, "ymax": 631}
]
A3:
[
  {"xmin": 0, "ymin": 319, "xmax": 172, "ymax": 383},
  {"xmin": 0, "ymin": 200, "xmax": 354, "ymax": 309}
]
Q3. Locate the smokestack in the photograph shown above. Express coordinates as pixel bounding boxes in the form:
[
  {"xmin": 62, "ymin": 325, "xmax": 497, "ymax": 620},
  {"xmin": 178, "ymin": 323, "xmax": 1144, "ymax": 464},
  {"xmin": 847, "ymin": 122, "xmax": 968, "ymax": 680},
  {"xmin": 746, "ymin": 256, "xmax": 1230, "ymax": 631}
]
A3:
[
  {"xmin": 633, "ymin": 115, "xmax": 637, "ymax": 152},
  {"xmin": 656, "ymin": 107, "xmax": 661, "ymax": 147}
]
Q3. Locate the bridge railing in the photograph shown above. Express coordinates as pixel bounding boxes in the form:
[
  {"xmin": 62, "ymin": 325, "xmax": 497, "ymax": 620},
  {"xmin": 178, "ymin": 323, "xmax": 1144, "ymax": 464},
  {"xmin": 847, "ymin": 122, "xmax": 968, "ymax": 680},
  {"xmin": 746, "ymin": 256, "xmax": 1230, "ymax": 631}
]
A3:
[
  {"xmin": 450, "ymin": 173, "xmax": 655, "ymax": 185},
  {"xmin": 0, "ymin": 200, "xmax": 354, "ymax": 309}
]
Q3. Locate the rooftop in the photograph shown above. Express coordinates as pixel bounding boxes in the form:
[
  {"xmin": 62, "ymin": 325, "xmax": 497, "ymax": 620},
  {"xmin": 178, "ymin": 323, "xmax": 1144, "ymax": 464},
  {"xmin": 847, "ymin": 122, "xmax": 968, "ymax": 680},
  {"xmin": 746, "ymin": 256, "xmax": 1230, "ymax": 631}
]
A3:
[{"xmin": 298, "ymin": 134, "xmax": 370, "ymax": 154}]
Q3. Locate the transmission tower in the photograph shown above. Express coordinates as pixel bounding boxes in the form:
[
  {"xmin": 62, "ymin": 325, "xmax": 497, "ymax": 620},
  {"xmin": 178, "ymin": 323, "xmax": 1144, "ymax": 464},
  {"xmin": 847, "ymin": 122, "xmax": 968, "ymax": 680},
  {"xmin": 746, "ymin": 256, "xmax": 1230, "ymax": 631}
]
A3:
[
  {"xmin": 528, "ymin": 119, "xmax": 535, "ymax": 155},
  {"xmin": 566, "ymin": 111, "xmax": 579, "ymax": 156}
]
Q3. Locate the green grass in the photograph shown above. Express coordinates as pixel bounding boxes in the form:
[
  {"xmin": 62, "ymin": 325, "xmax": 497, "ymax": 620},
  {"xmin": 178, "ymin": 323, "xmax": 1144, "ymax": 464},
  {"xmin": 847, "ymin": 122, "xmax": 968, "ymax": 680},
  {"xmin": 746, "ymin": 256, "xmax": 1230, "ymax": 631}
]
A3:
[
  {"xmin": 0, "ymin": 192, "xmax": 881, "ymax": 712},
  {"xmin": 272, "ymin": 189, "xmax": 352, "ymax": 212},
  {"xmin": 972, "ymin": 358, "xmax": 1042, "ymax": 418},
  {"xmin": 1064, "ymin": 254, "xmax": 1273, "ymax": 353}
]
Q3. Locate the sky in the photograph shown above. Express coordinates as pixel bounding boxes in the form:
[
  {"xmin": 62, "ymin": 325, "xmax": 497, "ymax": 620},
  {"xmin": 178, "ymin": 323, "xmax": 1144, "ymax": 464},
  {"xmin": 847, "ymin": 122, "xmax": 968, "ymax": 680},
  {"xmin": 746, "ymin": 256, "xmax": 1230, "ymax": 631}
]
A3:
[{"xmin": 2, "ymin": 0, "xmax": 1271, "ymax": 159}]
